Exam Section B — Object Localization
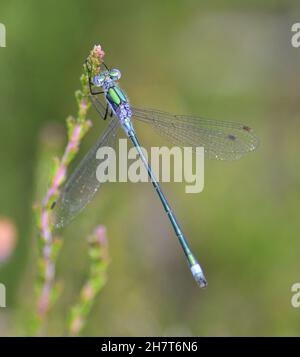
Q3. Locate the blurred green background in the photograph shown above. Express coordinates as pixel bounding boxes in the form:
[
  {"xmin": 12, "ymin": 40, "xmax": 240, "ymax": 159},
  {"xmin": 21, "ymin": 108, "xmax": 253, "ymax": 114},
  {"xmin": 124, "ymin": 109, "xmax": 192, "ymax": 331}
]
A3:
[{"xmin": 1, "ymin": 0, "xmax": 300, "ymax": 336}]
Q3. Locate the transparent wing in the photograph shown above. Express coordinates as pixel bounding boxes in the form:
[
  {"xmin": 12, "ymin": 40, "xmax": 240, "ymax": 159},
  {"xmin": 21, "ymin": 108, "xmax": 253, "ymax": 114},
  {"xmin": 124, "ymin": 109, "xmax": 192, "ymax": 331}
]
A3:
[
  {"xmin": 89, "ymin": 93, "xmax": 107, "ymax": 119},
  {"xmin": 132, "ymin": 107, "xmax": 258, "ymax": 160},
  {"xmin": 53, "ymin": 117, "xmax": 120, "ymax": 228}
]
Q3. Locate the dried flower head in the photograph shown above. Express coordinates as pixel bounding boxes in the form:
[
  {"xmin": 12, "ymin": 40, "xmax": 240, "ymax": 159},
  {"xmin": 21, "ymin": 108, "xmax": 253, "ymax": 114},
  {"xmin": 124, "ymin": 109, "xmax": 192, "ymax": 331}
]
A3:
[
  {"xmin": 88, "ymin": 44, "xmax": 106, "ymax": 75},
  {"xmin": 93, "ymin": 44, "xmax": 105, "ymax": 60}
]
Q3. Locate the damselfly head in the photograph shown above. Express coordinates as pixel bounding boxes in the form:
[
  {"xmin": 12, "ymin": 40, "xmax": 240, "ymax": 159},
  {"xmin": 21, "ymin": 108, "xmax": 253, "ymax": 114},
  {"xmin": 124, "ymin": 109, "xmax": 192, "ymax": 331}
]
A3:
[
  {"xmin": 93, "ymin": 73, "xmax": 106, "ymax": 87},
  {"xmin": 93, "ymin": 68, "xmax": 121, "ymax": 87}
]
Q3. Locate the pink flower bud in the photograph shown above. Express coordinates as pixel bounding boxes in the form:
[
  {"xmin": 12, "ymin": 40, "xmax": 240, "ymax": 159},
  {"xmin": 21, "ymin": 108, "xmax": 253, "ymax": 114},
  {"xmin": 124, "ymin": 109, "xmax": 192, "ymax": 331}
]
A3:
[
  {"xmin": 93, "ymin": 45, "xmax": 105, "ymax": 60},
  {"xmin": 0, "ymin": 217, "xmax": 17, "ymax": 263}
]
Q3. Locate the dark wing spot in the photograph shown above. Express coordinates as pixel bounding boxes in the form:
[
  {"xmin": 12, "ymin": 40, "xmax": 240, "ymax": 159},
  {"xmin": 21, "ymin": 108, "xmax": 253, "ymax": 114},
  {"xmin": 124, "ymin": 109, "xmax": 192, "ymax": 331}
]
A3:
[
  {"xmin": 51, "ymin": 201, "xmax": 57, "ymax": 210},
  {"xmin": 242, "ymin": 125, "xmax": 251, "ymax": 132},
  {"xmin": 227, "ymin": 134, "xmax": 236, "ymax": 141}
]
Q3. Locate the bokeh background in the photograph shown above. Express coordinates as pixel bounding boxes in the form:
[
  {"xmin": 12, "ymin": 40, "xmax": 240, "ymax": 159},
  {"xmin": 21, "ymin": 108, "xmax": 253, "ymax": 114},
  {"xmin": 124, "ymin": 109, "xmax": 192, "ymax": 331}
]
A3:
[{"xmin": 1, "ymin": 0, "xmax": 300, "ymax": 336}]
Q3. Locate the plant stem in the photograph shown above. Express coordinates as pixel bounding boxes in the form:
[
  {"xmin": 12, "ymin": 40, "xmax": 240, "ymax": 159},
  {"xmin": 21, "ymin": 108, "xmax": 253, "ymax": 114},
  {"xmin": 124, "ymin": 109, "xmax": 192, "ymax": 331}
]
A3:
[
  {"xmin": 34, "ymin": 44, "xmax": 106, "ymax": 333},
  {"xmin": 69, "ymin": 226, "xmax": 109, "ymax": 336}
]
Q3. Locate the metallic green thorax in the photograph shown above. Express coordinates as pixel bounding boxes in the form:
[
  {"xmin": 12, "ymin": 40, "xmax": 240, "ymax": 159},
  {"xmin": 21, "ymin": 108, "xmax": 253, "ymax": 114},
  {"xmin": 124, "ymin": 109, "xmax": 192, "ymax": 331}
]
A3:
[{"xmin": 106, "ymin": 85, "xmax": 127, "ymax": 112}]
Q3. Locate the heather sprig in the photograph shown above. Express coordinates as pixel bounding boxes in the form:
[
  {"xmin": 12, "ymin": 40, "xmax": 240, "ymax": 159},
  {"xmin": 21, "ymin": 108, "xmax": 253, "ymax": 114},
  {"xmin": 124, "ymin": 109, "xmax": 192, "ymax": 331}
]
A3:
[
  {"xmin": 34, "ymin": 45, "xmax": 106, "ymax": 333},
  {"xmin": 69, "ymin": 226, "xmax": 109, "ymax": 336}
]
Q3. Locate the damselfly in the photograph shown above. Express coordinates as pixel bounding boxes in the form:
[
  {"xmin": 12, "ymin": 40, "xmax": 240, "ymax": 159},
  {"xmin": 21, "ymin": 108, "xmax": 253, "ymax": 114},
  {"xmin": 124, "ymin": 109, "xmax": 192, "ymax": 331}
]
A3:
[{"xmin": 53, "ymin": 58, "xmax": 258, "ymax": 288}]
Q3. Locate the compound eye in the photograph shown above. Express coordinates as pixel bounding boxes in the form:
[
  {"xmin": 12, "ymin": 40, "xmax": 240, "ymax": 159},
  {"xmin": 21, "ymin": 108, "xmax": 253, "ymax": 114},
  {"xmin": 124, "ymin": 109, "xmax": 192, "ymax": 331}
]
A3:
[
  {"xmin": 93, "ymin": 73, "xmax": 105, "ymax": 87},
  {"xmin": 110, "ymin": 68, "xmax": 121, "ymax": 80}
]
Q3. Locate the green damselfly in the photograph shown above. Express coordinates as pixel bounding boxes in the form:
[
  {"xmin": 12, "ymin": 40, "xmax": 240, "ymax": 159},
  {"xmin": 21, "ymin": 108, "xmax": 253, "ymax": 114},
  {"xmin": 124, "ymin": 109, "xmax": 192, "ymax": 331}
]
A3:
[{"xmin": 54, "ymin": 58, "xmax": 258, "ymax": 288}]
